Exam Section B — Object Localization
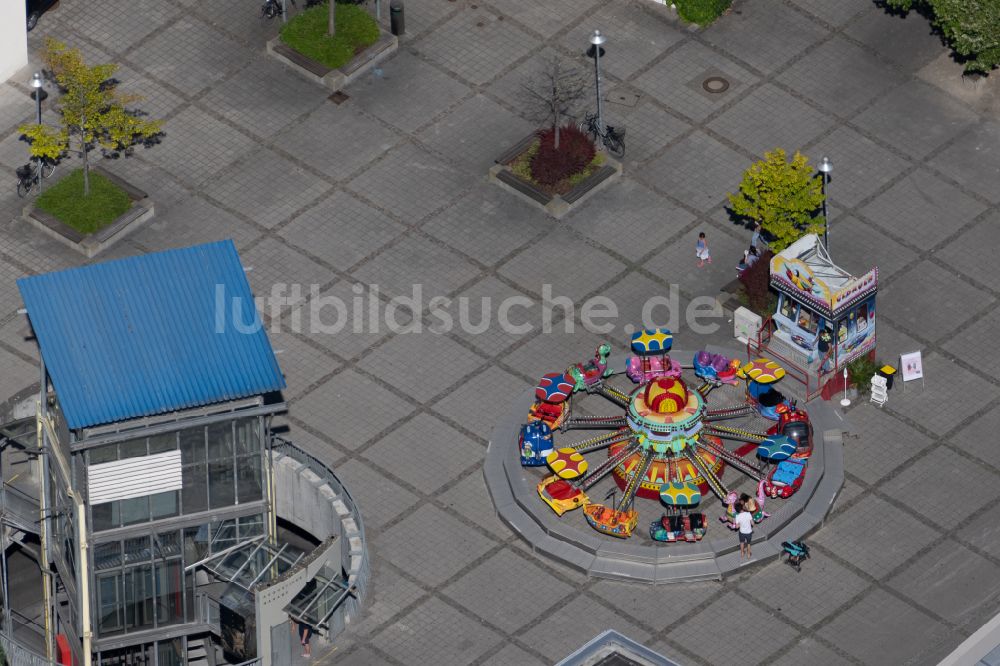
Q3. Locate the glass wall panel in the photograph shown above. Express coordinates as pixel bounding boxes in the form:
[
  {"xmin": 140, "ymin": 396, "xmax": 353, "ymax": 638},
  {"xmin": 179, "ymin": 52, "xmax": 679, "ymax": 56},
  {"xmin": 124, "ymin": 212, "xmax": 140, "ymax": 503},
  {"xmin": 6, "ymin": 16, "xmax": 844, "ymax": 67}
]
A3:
[
  {"xmin": 209, "ymin": 459, "xmax": 236, "ymax": 508},
  {"xmin": 155, "ymin": 560, "xmax": 184, "ymax": 627},
  {"xmin": 92, "ymin": 502, "xmax": 120, "ymax": 532},
  {"xmin": 123, "ymin": 536, "xmax": 151, "ymax": 566},
  {"xmin": 89, "ymin": 444, "xmax": 118, "ymax": 464},
  {"xmin": 119, "ymin": 438, "xmax": 147, "ymax": 460},
  {"xmin": 236, "ymin": 418, "xmax": 260, "ymax": 455},
  {"xmin": 180, "ymin": 426, "xmax": 207, "ymax": 464},
  {"xmin": 124, "ymin": 564, "xmax": 154, "ymax": 631},
  {"xmin": 148, "ymin": 431, "xmax": 178, "ymax": 454},
  {"xmin": 208, "ymin": 421, "xmax": 234, "ymax": 460},
  {"xmin": 97, "ymin": 573, "xmax": 123, "ymax": 636},
  {"xmin": 158, "ymin": 638, "xmax": 185, "ymax": 666},
  {"xmin": 184, "ymin": 524, "xmax": 210, "ymax": 563},
  {"xmin": 182, "ymin": 462, "xmax": 208, "ymax": 514},
  {"xmin": 150, "ymin": 490, "xmax": 179, "ymax": 520},
  {"xmin": 238, "ymin": 514, "xmax": 265, "ymax": 539},
  {"xmin": 120, "ymin": 496, "xmax": 149, "ymax": 526},
  {"xmin": 236, "ymin": 455, "xmax": 263, "ymax": 503},
  {"xmin": 94, "ymin": 542, "xmax": 122, "ymax": 572}
]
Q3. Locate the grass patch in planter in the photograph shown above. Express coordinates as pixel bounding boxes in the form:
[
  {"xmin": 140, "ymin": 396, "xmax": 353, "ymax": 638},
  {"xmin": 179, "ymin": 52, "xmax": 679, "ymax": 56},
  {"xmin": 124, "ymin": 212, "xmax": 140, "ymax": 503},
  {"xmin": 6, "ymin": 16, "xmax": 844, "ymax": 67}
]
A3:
[
  {"xmin": 280, "ymin": 3, "xmax": 380, "ymax": 70},
  {"xmin": 674, "ymin": 0, "xmax": 732, "ymax": 26},
  {"xmin": 36, "ymin": 168, "xmax": 132, "ymax": 234}
]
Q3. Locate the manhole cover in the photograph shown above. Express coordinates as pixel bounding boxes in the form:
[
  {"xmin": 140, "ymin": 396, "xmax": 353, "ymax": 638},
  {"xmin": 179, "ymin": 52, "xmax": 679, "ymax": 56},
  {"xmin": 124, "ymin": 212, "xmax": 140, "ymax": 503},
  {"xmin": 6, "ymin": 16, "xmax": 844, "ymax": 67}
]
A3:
[
  {"xmin": 702, "ymin": 76, "xmax": 730, "ymax": 93},
  {"xmin": 328, "ymin": 91, "xmax": 350, "ymax": 105}
]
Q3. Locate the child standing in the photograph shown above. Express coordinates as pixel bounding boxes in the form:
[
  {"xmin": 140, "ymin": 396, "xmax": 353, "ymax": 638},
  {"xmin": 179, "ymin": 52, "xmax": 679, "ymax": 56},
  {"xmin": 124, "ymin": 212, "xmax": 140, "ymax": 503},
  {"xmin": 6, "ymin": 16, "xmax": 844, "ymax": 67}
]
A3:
[{"xmin": 696, "ymin": 232, "xmax": 711, "ymax": 268}]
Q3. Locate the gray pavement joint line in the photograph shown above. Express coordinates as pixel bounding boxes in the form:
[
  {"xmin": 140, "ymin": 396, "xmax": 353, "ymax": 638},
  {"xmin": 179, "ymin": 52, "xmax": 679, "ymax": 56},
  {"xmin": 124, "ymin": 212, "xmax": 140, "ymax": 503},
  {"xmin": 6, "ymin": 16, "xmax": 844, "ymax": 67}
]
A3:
[
  {"xmin": 577, "ymin": 586, "xmax": 725, "ymax": 666},
  {"xmin": 807, "ymin": 540, "xmax": 974, "ymax": 640},
  {"xmin": 730, "ymin": 587, "xmax": 866, "ymax": 666},
  {"xmin": 112, "ymin": 10, "xmax": 190, "ymax": 62},
  {"xmin": 343, "ymin": 551, "xmax": 555, "ymax": 666},
  {"xmin": 0, "ymin": 339, "xmax": 37, "ymax": 369},
  {"xmin": 878, "ymin": 312, "xmax": 1000, "ymax": 391}
]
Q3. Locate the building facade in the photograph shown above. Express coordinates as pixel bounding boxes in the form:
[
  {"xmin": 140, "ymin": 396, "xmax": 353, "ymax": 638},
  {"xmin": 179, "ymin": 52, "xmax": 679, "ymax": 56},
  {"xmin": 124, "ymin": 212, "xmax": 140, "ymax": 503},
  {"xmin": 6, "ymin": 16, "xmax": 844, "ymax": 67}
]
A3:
[{"xmin": 3, "ymin": 240, "xmax": 366, "ymax": 666}]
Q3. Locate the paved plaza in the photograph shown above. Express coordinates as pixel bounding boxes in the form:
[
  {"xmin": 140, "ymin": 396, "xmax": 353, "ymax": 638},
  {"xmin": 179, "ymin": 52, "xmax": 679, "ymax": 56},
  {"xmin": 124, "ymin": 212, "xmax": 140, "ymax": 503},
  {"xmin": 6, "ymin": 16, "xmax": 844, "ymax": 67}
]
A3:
[{"xmin": 2, "ymin": 0, "xmax": 1000, "ymax": 664}]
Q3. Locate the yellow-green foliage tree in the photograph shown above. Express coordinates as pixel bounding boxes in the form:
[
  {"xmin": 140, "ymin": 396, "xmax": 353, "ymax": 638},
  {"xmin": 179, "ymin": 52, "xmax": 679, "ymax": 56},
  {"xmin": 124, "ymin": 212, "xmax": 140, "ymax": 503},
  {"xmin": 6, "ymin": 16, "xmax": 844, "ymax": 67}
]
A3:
[
  {"xmin": 727, "ymin": 148, "xmax": 825, "ymax": 252},
  {"xmin": 19, "ymin": 39, "xmax": 163, "ymax": 196}
]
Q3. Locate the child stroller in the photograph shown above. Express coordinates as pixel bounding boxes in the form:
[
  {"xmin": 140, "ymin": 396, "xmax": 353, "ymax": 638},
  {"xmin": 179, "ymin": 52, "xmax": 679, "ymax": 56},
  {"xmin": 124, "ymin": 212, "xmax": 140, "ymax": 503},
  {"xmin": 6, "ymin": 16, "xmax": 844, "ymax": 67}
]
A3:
[{"xmin": 781, "ymin": 540, "xmax": 810, "ymax": 571}]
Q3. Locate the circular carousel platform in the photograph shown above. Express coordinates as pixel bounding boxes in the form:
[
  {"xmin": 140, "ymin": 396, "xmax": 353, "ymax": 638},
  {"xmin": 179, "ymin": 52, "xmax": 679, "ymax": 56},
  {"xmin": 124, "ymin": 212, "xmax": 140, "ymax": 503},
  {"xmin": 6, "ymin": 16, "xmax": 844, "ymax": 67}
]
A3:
[{"xmin": 483, "ymin": 348, "xmax": 846, "ymax": 583}]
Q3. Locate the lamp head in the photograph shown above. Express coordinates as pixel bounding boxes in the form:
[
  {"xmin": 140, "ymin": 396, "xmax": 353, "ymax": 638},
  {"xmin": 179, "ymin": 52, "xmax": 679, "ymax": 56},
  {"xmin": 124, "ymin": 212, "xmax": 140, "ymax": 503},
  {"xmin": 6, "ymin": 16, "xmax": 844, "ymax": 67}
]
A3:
[
  {"xmin": 590, "ymin": 29, "xmax": 607, "ymax": 46},
  {"xmin": 31, "ymin": 72, "xmax": 43, "ymax": 89},
  {"xmin": 818, "ymin": 156, "xmax": 832, "ymax": 174}
]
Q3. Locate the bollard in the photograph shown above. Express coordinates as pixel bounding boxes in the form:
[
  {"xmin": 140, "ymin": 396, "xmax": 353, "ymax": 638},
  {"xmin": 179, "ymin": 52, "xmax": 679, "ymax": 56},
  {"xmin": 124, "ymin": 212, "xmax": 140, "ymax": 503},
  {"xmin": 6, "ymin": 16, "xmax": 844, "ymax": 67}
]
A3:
[{"xmin": 390, "ymin": 0, "xmax": 404, "ymax": 36}]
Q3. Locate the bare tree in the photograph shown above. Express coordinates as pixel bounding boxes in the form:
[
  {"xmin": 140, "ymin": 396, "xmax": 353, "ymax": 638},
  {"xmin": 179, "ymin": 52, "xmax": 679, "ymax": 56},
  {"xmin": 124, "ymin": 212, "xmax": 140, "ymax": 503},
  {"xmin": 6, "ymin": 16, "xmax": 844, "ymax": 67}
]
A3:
[{"xmin": 519, "ymin": 56, "xmax": 588, "ymax": 150}]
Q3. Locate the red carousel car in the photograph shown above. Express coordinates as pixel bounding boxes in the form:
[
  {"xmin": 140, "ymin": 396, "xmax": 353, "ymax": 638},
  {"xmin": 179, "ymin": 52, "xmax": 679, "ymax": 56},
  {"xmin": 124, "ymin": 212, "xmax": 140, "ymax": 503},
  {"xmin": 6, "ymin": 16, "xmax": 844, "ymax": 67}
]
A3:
[{"xmin": 767, "ymin": 408, "xmax": 813, "ymax": 458}]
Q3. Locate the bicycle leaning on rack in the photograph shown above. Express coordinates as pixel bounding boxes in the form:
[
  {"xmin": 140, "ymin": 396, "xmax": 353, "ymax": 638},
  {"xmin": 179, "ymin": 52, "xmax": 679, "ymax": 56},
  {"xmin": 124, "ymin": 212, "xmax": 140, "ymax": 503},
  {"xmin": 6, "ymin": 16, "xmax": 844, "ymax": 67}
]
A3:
[
  {"xmin": 579, "ymin": 112, "xmax": 625, "ymax": 159},
  {"xmin": 15, "ymin": 160, "xmax": 55, "ymax": 198}
]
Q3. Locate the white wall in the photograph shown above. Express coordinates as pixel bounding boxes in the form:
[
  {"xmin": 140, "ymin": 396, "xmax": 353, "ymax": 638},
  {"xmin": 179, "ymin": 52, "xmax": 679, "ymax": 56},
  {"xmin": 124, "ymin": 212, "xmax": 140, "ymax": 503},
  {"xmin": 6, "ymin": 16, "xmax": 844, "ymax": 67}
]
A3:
[{"xmin": 0, "ymin": 2, "xmax": 28, "ymax": 83}]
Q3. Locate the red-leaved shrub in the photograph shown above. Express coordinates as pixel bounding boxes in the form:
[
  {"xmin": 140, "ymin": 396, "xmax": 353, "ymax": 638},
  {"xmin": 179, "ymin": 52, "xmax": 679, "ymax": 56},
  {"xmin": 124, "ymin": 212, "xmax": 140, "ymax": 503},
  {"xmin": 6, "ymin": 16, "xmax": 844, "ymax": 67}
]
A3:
[
  {"xmin": 738, "ymin": 249, "xmax": 774, "ymax": 314},
  {"xmin": 529, "ymin": 125, "xmax": 595, "ymax": 186}
]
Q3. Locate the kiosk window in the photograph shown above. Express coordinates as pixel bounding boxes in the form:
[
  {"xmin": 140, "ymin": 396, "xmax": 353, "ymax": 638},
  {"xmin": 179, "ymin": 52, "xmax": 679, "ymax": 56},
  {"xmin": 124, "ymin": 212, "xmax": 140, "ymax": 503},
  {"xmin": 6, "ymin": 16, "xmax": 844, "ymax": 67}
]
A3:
[
  {"xmin": 797, "ymin": 307, "xmax": 818, "ymax": 334},
  {"xmin": 856, "ymin": 303, "xmax": 869, "ymax": 331},
  {"xmin": 780, "ymin": 296, "xmax": 793, "ymax": 319}
]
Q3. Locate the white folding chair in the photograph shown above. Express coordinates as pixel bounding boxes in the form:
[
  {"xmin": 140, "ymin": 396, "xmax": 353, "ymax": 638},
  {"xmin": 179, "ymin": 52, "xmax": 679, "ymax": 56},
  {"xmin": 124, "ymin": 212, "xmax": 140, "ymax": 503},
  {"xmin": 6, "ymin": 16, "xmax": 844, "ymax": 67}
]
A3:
[{"xmin": 870, "ymin": 375, "xmax": 888, "ymax": 407}]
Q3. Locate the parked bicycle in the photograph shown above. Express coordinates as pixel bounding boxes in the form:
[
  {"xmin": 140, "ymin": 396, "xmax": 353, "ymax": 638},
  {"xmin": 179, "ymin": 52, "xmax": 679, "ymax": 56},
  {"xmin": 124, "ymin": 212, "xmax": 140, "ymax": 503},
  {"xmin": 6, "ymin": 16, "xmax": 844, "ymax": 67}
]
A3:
[
  {"xmin": 579, "ymin": 112, "xmax": 625, "ymax": 158},
  {"xmin": 15, "ymin": 160, "xmax": 55, "ymax": 198},
  {"xmin": 261, "ymin": 0, "xmax": 330, "ymax": 19}
]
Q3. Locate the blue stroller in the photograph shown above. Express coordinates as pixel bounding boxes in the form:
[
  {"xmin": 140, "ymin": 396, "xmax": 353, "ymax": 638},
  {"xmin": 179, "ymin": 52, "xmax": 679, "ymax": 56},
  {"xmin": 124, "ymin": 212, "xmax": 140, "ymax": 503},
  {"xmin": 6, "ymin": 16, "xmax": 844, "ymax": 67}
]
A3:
[{"xmin": 781, "ymin": 540, "xmax": 810, "ymax": 572}]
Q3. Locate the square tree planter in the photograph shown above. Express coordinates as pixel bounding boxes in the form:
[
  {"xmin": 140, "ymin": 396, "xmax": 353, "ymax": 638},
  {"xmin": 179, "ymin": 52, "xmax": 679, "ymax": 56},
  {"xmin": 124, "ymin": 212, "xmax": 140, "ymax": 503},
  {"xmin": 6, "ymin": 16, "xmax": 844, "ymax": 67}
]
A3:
[
  {"xmin": 22, "ymin": 166, "xmax": 155, "ymax": 258},
  {"xmin": 488, "ymin": 133, "xmax": 622, "ymax": 219},
  {"xmin": 266, "ymin": 29, "xmax": 398, "ymax": 92}
]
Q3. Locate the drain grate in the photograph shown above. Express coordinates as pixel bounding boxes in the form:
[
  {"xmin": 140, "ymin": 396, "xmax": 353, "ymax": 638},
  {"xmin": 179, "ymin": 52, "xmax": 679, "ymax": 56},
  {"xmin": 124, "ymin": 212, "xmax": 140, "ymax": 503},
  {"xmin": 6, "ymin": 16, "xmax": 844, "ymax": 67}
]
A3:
[
  {"xmin": 328, "ymin": 91, "xmax": 350, "ymax": 105},
  {"xmin": 702, "ymin": 76, "xmax": 730, "ymax": 93}
]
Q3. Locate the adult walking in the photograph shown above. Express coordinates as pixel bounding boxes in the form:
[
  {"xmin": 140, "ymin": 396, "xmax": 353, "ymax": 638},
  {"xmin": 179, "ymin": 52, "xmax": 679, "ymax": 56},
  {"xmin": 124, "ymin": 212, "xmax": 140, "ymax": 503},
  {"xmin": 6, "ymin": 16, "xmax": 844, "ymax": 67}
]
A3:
[{"xmin": 734, "ymin": 501, "xmax": 754, "ymax": 560}]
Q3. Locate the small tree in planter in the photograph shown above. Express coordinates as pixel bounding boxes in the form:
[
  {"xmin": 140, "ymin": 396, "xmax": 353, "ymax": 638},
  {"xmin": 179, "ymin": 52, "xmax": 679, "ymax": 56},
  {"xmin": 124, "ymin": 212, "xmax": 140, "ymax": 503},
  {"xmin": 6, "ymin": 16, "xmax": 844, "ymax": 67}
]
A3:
[
  {"xmin": 727, "ymin": 148, "xmax": 825, "ymax": 252},
  {"xmin": 19, "ymin": 38, "xmax": 163, "ymax": 197},
  {"xmin": 519, "ymin": 56, "xmax": 588, "ymax": 150}
]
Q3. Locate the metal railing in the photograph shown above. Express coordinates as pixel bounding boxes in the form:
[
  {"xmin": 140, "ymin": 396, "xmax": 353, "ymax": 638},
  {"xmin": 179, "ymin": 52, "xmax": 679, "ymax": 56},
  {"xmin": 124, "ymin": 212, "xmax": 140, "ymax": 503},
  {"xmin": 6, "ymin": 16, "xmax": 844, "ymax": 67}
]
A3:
[
  {"xmin": 0, "ymin": 633, "xmax": 60, "ymax": 666},
  {"xmin": 747, "ymin": 316, "xmax": 840, "ymax": 402}
]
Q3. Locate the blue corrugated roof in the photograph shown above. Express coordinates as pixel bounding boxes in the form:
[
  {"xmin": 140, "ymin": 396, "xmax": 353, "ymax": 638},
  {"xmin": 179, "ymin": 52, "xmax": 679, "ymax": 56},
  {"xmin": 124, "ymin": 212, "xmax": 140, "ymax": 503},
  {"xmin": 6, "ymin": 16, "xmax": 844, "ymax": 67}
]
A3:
[{"xmin": 17, "ymin": 240, "xmax": 286, "ymax": 429}]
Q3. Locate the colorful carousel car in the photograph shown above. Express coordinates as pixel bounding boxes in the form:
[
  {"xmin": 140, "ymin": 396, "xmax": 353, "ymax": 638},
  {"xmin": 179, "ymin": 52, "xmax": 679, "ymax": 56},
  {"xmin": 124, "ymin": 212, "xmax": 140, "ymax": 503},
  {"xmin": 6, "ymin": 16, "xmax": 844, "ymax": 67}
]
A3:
[
  {"xmin": 692, "ymin": 350, "xmax": 740, "ymax": 385},
  {"xmin": 768, "ymin": 408, "xmax": 813, "ymax": 458},
  {"xmin": 527, "ymin": 372, "xmax": 573, "ymax": 429},
  {"xmin": 519, "ymin": 421, "xmax": 554, "ymax": 466},
  {"xmin": 650, "ymin": 481, "xmax": 707, "ymax": 543},
  {"xmin": 739, "ymin": 358, "xmax": 794, "ymax": 420},
  {"xmin": 524, "ymin": 337, "xmax": 810, "ymax": 540},
  {"xmin": 627, "ymin": 328, "xmax": 682, "ymax": 383},
  {"xmin": 758, "ymin": 434, "xmax": 807, "ymax": 498}
]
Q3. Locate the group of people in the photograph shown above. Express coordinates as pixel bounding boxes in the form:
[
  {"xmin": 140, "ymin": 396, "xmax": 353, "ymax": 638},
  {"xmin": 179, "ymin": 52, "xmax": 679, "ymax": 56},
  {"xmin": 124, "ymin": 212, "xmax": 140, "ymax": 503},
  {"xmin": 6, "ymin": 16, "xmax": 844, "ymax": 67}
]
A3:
[
  {"xmin": 721, "ymin": 490, "xmax": 764, "ymax": 560},
  {"xmin": 695, "ymin": 222, "xmax": 766, "ymax": 274}
]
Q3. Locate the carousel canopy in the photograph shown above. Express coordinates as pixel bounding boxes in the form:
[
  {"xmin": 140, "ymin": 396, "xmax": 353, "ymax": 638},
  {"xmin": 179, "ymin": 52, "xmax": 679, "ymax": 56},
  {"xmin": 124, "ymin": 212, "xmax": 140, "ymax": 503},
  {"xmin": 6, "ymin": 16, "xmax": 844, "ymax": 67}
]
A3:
[
  {"xmin": 536, "ymin": 372, "xmax": 575, "ymax": 403},
  {"xmin": 546, "ymin": 448, "xmax": 588, "ymax": 479},
  {"xmin": 630, "ymin": 328, "xmax": 673, "ymax": 354},
  {"xmin": 659, "ymin": 481, "xmax": 701, "ymax": 506},
  {"xmin": 758, "ymin": 434, "xmax": 797, "ymax": 461},
  {"xmin": 738, "ymin": 358, "xmax": 786, "ymax": 384}
]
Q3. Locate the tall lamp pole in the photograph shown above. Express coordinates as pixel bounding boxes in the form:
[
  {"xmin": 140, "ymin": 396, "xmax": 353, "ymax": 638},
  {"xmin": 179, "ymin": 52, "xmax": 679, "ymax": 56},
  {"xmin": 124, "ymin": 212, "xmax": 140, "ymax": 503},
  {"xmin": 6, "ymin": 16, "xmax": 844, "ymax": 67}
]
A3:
[
  {"xmin": 589, "ymin": 30, "xmax": 607, "ymax": 137},
  {"xmin": 30, "ymin": 73, "xmax": 45, "ymax": 193},
  {"xmin": 818, "ymin": 156, "xmax": 832, "ymax": 251}
]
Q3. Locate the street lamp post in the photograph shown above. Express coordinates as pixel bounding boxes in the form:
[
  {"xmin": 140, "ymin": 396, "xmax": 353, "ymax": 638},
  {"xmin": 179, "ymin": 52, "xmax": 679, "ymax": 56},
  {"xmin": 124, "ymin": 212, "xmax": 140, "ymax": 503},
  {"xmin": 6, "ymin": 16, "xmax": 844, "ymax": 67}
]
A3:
[
  {"xmin": 589, "ymin": 30, "xmax": 607, "ymax": 138},
  {"xmin": 818, "ymin": 156, "xmax": 832, "ymax": 251},
  {"xmin": 30, "ymin": 73, "xmax": 45, "ymax": 193}
]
